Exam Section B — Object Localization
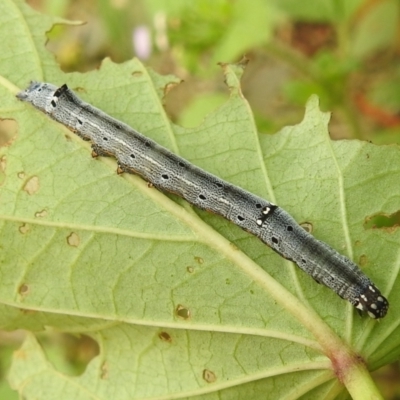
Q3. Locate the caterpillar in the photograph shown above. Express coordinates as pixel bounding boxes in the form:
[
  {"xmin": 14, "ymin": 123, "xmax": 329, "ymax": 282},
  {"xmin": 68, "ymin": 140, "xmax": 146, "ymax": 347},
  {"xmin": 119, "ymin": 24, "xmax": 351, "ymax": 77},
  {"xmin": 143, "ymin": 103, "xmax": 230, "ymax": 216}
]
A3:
[{"xmin": 16, "ymin": 81, "xmax": 389, "ymax": 319}]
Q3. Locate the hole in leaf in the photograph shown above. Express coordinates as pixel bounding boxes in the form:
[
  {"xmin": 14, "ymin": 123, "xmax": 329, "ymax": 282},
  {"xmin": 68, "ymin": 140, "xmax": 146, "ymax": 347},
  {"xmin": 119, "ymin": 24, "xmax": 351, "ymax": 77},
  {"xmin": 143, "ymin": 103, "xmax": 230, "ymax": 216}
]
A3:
[
  {"xmin": 364, "ymin": 210, "xmax": 400, "ymax": 231},
  {"xmin": 300, "ymin": 222, "xmax": 313, "ymax": 233},
  {"xmin": 39, "ymin": 333, "xmax": 100, "ymax": 377},
  {"xmin": 176, "ymin": 304, "xmax": 190, "ymax": 319}
]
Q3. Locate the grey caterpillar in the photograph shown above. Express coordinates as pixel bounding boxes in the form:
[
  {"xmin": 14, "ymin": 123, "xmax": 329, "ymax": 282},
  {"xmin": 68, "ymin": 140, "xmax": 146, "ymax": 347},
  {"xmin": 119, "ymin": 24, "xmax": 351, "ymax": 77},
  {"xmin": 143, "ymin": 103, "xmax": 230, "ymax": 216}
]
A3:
[{"xmin": 16, "ymin": 81, "xmax": 389, "ymax": 319}]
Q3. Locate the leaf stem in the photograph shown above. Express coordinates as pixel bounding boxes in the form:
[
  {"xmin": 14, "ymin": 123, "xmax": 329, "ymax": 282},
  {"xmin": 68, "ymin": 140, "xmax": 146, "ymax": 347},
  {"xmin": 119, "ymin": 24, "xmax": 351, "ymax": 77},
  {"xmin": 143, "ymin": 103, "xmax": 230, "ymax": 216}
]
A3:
[{"xmin": 340, "ymin": 356, "xmax": 384, "ymax": 399}]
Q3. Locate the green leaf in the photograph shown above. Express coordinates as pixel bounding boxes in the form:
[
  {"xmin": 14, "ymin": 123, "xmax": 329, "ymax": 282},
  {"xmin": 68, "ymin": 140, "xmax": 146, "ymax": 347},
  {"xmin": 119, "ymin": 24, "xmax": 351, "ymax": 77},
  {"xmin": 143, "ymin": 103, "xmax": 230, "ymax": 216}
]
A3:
[
  {"xmin": 178, "ymin": 93, "xmax": 228, "ymax": 128},
  {"xmin": 211, "ymin": 0, "xmax": 280, "ymax": 63},
  {"xmin": 272, "ymin": 0, "xmax": 364, "ymax": 22},
  {"xmin": 350, "ymin": 0, "xmax": 398, "ymax": 60},
  {"xmin": 1, "ymin": 1, "xmax": 399, "ymax": 399}
]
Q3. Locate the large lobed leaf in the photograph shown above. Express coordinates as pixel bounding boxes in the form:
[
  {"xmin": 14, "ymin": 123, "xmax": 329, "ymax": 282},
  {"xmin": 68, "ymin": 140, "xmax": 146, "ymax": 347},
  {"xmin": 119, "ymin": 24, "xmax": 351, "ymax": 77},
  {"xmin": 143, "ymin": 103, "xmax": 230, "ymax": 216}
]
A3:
[{"xmin": 0, "ymin": 1, "xmax": 399, "ymax": 399}]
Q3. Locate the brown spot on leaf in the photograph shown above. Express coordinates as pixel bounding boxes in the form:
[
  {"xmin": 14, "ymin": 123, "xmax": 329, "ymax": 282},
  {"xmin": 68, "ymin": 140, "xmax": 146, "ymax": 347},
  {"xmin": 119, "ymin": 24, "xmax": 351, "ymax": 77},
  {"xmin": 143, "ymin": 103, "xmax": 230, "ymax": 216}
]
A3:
[
  {"xmin": 23, "ymin": 176, "xmax": 39, "ymax": 195},
  {"xmin": 229, "ymin": 243, "xmax": 239, "ymax": 250},
  {"xmin": 158, "ymin": 332, "xmax": 172, "ymax": 342},
  {"xmin": 67, "ymin": 232, "xmax": 80, "ymax": 247},
  {"xmin": 19, "ymin": 224, "xmax": 30, "ymax": 234},
  {"xmin": 202, "ymin": 369, "xmax": 216, "ymax": 383},
  {"xmin": 0, "ymin": 119, "xmax": 18, "ymax": 147},
  {"xmin": 100, "ymin": 362, "xmax": 109, "ymax": 379},
  {"xmin": 164, "ymin": 80, "xmax": 181, "ymax": 96},
  {"xmin": 74, "ymin": 86, "xmax": 87, "ymax": 94},
  {"xmin": 0, "ymin": 156, "xmax": 7, "ymax": 172},
  {"xmin": 19, "ymin": 309, "xmax": 36, "ymax": 315},
  {"xmin": 35, "ymin": 209, "xmax": 48, "ymax": 218},
  {"xmin": 13, "ymin": 349, "xmax": 27, "ymax": 360},
  {"xmin": 359, "ymin": 254, "xmax": 368, "ymax": 267},
  {"xmin": 18, "ymin": 284, "xmax": 29, "ymax": 295}
]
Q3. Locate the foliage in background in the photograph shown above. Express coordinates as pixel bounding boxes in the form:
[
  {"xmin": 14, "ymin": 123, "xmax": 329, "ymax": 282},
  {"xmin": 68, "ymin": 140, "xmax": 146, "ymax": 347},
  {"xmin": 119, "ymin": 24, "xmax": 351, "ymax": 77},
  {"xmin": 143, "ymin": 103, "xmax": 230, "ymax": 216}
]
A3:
[{"xmin": 39, "ymin": 0, "xmax": 400, "ymax": 143}]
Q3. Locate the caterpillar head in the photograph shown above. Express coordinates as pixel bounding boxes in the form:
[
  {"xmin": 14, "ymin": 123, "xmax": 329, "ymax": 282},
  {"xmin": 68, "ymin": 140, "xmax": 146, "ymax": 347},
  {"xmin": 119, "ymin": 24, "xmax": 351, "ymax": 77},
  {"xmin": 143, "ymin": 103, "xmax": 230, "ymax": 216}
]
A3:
[
  {"xmin": 354, "ymin": 284, "xmax": 389, "ymax": 319},
  {"xmin": 16, "ymin": 81, "xmax": 58, "ymax": 113}
]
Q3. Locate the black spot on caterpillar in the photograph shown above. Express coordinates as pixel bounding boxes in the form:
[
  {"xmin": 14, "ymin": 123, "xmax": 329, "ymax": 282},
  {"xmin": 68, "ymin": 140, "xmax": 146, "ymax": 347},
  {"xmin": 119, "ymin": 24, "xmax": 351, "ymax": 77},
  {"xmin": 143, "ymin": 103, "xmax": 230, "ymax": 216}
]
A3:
[{"xmin": 16, "ymin": 81, "xmax": 389, "ymax": 319}]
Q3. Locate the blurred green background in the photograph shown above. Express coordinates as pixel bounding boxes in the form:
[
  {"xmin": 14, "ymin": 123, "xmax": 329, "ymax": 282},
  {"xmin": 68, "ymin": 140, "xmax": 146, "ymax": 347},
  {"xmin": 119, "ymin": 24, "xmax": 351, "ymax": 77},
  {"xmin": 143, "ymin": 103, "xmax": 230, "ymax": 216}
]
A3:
[
  {"xmin": 34, "ymin": 0, "xmax": 400, "ymax": 143},
  {"xmin": 2, "ymin": 0, "xmax": 400, "ymax": 398},
  {"xmin": 28, "ymin": 0, "xmax": 400, "ymax": 144}
]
